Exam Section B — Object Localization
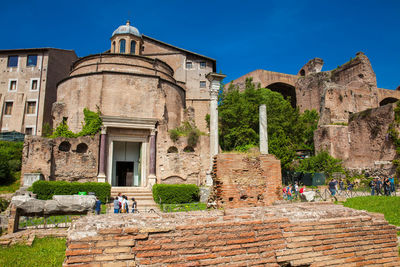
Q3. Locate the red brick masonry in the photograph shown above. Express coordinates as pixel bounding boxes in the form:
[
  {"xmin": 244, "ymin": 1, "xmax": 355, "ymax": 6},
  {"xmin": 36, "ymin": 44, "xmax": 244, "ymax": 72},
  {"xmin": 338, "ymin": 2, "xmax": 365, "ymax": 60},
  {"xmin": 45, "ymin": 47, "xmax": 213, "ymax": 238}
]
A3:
[
  {"xmin": 64, "ymin": 203, "xmax": 400, "ymax": 266},
  {"xmin": 211, "ymin": 154, "xmax": 282, "ymax": 208}
]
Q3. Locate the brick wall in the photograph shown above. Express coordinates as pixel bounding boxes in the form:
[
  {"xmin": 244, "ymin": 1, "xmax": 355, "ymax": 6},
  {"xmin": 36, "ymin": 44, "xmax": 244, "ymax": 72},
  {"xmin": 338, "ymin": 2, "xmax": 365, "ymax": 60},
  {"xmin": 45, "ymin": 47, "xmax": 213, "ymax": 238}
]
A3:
[
  {"xmin": 64, "ymin": 203, "xmax": 400, "ymax": 266},
  {"xmin": 210, "ymin": 153, "xmax": 282, "ymax": 208}
]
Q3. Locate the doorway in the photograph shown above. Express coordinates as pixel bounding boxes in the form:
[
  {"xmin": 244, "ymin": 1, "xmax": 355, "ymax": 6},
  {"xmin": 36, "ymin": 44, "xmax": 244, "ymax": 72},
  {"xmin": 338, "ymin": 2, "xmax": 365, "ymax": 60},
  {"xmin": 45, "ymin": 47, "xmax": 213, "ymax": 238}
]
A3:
[
  {"xmin": 112, "ymin": 141, "xmax": 142, "ymax": 187},
  {"xmin": 116, "ymin": 161, "xmax": 134, "ymax": 186}
]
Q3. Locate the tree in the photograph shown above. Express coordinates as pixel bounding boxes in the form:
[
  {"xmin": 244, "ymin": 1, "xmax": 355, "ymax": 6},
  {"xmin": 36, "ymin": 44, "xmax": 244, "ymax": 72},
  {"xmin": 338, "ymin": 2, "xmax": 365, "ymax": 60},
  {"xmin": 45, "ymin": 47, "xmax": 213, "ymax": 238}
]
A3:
[
  {"xmin": 219, "ymin": 78, "xmax": 318, "ymax": 169},
  {"xmin": 295, "ymin": 151, "xmax": 344, "ymax": 178}
]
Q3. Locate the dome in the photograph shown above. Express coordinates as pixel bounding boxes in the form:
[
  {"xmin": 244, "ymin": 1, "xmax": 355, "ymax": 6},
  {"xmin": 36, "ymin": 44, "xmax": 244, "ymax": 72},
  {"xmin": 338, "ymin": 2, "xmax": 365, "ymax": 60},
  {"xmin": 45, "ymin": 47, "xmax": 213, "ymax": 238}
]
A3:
[{"xmin": 112, "ymin": 20, "xmax": 141, "ymax": 37}]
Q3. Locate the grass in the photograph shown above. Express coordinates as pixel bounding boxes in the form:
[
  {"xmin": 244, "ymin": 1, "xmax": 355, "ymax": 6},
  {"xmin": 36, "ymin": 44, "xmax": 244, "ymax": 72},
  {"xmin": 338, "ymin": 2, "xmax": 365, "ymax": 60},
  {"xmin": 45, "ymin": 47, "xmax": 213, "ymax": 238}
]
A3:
[
  {"xmin": 342, "ymin": 196, "xmax": 400, "ymax": 226},
  {"xmin": 19, "ymin": 204, "xmax": 108, "ymax": 227},
  {"xmin": 0, "ymin": 237, "xmax": 66, "ymax": 267},
  {"xmin": 161, "ymin": 202, "xmax": 207, "ymax": 213},
  {"xmin": 0, "ymin": 172, "xmax": 21, "ymax": 193}
]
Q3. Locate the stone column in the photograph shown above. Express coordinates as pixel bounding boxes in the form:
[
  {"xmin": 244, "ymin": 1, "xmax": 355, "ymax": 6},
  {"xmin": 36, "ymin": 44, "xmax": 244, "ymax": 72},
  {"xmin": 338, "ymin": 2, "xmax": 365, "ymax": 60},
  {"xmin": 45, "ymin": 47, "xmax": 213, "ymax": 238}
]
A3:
[
  {"xmin": 147, "ymin": 129, "xmax": 157, "ymax": 188},
  {"xmin": 259, "ymin": 104, "xmax": 268, "ymax": 154},
  {"xmin": 97, "ymin": 127, "xmax": 107, "ymax": 183},
  {"xmin": 206, "ymin": 72, "xmax": 226, "ymax": 186}
]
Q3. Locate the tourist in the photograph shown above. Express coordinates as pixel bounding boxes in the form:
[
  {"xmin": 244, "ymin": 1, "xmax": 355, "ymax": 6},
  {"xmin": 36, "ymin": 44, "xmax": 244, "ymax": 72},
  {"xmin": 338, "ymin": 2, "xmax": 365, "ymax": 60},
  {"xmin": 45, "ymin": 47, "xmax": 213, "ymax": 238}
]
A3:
[
  {"xmin": 294, "ymin": 182, "xmax": 299, "ymax": 199},
  {"xmin": 375, "ymin": 178, "xmax": 382, "ymax": 195},
  {"xmin": 328, "ymin": 179, "xmax": 336, "ymax": 196},
  {"xmin": 389, "ymin": 176, "xmax": 395, "ymax": 193},
  {"xmin": 370, "ymin": 178, "xmax": 376, "ymax": 195},
  {"xmin": 299, "ymin": 185, "xmax": 305, "ymax": 194},
  {"xmin": 347, "ymin": 181, "xmax": 354, "ymax": 191},
  {"xmin": 339, "ymin": 179, "xmax": 344, "ymax": 191},
  {"xmin": 286, "ymin": 185, "xmax": 292, "ymax": 200},
  {"xmin": 95, "ymin": 197, "xmax": 102, "ymax": 215},
  {"xmin": 120, "ymin": 195, "xmax": 128, "ymax": 213},
  {"xmin": 282, "ymin": 187, "xmax": 287, "ymax": 199},
  {"xmin": 132, "ymin": 197, "xmax": 137, "ymax": 213},
  {"xmin": 113, "ymin": 197, "xmax": 120, "ymax": 214},
  {"xmin": 117, "ymin": 192, "xmax": 123, "ymax": 203},
  {"xmin": 384, "ymin": 177, "xmax": 391, "ymax": 196}
]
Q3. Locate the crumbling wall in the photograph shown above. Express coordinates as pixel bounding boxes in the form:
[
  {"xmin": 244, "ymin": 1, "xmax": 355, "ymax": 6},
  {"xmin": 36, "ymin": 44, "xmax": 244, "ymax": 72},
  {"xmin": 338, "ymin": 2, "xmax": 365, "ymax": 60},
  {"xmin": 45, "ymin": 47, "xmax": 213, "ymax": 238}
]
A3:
[
  {"xmin": 157, "ymin": 130, "xmax": 210, "ymax": 186},
  {"xmin": 21, "ymin": 135, "xmax": 99, "ymax": 183},
  {"xmin": 209, "ymin": 154, "xmax": 282, "ymax": 208},
  {"xmin": 64, "ymin": 203, "xmax": 400, "ymax": 266},
  {"xmin": 315, "ymin": 104, "xmax": 398, "ymax": 176},
  {"xmin": 296, "ymin": 53, "xmax": 380, "ymax": 124}
]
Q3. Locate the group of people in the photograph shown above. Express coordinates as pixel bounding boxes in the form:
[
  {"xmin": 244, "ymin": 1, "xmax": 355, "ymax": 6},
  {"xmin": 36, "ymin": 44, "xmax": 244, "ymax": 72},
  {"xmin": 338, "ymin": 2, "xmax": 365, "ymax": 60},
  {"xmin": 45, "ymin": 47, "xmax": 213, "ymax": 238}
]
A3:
[
  {"xmin": 328, "ymin": 179, "xmax": 355, "ymax": 196},
  {"xmin": 113, "ymin": 193, "xmax": 137, "ymax": 213},
  {"xmin": 283, "ymin": 182, "xmax": 305, "ymax": 200},
  {"xmin": 369, "ymin": 177, "xmax": 396, "ymax": 196}
]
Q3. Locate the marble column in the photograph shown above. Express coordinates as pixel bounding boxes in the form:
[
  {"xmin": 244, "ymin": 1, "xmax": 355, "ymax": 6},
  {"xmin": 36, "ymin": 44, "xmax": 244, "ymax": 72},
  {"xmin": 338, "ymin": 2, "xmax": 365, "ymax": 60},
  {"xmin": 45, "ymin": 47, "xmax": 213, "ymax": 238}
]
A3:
[
  {"xmin": 206, "ymin": 72, "xmax": 226, "ymax": 186},
  {"xmin": 97, "ymin": 127, "xmax": 107, "ymax": 183},
  {"xmin": 259, "ymin": 104, "xmax": 269, "ymax": 154},
  {"xmin": 148, "ymin": 129, "xmax": 157, "ymax": 188}
]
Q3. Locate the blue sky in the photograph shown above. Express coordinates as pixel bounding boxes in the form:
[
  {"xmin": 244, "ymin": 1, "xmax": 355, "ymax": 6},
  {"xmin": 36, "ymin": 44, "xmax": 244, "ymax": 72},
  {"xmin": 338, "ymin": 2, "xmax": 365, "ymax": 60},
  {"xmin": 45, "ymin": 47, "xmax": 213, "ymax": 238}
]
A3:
[{"xmin": 1, "ymin": 0, "xmax": 399, "ymax": 89}]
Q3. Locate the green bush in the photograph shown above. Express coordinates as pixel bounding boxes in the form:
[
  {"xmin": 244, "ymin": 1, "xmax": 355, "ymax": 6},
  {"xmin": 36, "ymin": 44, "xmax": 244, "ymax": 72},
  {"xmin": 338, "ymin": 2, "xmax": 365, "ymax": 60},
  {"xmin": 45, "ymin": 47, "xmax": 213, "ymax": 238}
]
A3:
[
  {"xmin": 31, "ymin": 181, "xmax": 111, "ymax": 203},
  {"xmin": 0, "ymin": 141, "xmax": 23, "ymax": 185},
  {"xmin": 0, "ymin": 198, "xmax": 10, "ymax": 212},
  {"xmin": 169, "ymin": 129, "xmax": 180, "ymax": 142},
  {"xmin": 295, "ymin": 151, "xmax": 344, "ymax": 178},
  {"xmin": 0, "ymin": 161, "xmax": 11, "ymax": 185},
  {"xmin": 152, "ymin": 184, "xmax": 200, "ymax": 204},
  {"xmin": 187, "ymin": 129, "xmax": 200, "ymax": 147}
]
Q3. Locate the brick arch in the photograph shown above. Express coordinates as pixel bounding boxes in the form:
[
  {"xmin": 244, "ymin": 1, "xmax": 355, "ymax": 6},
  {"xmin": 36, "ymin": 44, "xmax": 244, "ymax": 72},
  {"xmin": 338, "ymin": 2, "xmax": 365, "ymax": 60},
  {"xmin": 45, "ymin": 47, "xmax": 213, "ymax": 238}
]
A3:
[
  {"xmin": 264, "ymin": 82, "xmax": 297, "ymax": 108},
  {"xmin": 379, "ymin": 97, "xmax": 399, "ymax": 106}
]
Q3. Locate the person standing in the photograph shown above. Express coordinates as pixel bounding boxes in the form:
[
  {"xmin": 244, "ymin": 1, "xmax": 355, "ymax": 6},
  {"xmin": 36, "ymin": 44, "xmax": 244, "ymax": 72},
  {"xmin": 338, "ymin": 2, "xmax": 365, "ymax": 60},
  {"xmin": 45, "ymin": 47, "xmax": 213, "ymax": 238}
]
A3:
[
  {"xmin": 370, "ymin": 178, "xmax": 376, "ymax": 196},
  {"xmin": 389, "ymin": 176, "xmax": 395, "ymax": 193},
  {"xmin": 376, "ymin": 178, "xmax": 382, "ymax": 195},
  {"xmin": 384, "ymin": 178, "xmax": 391, "ymax": 196},
  {"xmin": 132, "ymin": 197, "xmax": 137, "ymax": 213},
  {"xmin": 95, "ymin": 197, "xmax": 102, "ymax": 215},
  {"xmin": 329, "ymin": 179, "xmax": 336, "ymax": 196},
  {"xmin": 339, "ymin": 179, "xmax": 344, "ymax": 191},
  {"xmin": 113, "ymin": 197, "xmax": 120, "ymax": 214}
]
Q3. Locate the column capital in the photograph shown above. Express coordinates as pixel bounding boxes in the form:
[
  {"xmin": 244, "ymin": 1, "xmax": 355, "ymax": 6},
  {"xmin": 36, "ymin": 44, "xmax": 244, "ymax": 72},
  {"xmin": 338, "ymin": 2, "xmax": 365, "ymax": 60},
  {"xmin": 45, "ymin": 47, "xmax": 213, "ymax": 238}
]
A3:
[
  {"xmin": 101, "ymin": 126, "xmax": 107, "ymax": 135},
  {"xmin": 206, "ymin": 72, "xmax": 226, "ymax": 101},
  {"xmin": 150, "ymin": 128, "xmax": 157, "ymax": 136}
]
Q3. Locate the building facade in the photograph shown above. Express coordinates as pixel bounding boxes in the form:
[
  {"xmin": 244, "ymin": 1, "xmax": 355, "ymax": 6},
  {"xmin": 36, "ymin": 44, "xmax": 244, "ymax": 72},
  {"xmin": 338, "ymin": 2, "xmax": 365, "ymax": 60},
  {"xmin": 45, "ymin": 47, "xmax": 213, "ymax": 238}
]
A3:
[
  {"xmin": 0, "ymin": 48, "xmax": 77, "ymax": 136},
  {"xmin": 22, "ymin": 21, "xmax": 219, "ymax": 190}
]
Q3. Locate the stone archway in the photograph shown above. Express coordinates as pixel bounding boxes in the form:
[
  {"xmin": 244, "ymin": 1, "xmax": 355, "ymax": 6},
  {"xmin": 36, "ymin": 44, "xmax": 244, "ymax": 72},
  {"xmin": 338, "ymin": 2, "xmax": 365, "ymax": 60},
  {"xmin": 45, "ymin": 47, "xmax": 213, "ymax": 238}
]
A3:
[
  {"xmin": 266, "ymin": 82, "xmax": 297, "ymax": 108},
  {"xmin": 379, "ymin": 97, "xmax": 398, "ymax": 106}
]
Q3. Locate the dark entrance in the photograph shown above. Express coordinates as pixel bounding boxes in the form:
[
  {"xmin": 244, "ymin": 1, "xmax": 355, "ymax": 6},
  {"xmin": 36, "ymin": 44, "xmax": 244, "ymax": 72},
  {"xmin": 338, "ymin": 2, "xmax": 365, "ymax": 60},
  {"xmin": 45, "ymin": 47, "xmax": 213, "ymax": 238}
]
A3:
[
  {"xmin": 267, "ymin": 82, "xmax": 297, "ymax": 108},
  {"xmin": 116, "ymin": 161, "xmax": 134, "ymax": 186}
]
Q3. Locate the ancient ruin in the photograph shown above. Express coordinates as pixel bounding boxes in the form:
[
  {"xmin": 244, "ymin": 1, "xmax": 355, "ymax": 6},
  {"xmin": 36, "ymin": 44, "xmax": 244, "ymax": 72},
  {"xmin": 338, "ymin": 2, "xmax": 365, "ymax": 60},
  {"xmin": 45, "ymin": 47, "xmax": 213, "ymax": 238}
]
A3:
[
  {"xmin": 229, "ymin": 52, "xmax": 400, "ymax": 176},
  {"xmin": 64, "ymin": 203, "xmax": 400, "ymax": 266}
]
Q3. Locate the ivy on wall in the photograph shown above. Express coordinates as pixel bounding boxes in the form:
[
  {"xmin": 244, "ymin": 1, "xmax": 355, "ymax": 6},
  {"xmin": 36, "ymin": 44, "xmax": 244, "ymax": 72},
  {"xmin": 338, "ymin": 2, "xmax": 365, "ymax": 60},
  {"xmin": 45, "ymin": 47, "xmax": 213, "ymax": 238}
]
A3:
[
  {"xmin": 51, "ymin": 108, "xmax": 102, "ymax": 138},
  {"xmin": 168, "ymin": 121, "xmax": 203, "ymax": 147}
]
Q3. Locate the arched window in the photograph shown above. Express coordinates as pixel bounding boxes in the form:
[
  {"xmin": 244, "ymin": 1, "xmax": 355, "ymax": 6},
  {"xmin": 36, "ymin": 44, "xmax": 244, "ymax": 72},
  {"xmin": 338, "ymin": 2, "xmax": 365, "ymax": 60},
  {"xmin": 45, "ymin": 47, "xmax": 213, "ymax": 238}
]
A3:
[
  {"xmin": 167, "ymin": 146, "xmax": 178, "ymax": 153},
  {"xmin": 112, "ymin": 41, "xmax": 116, "ymax": 53},
  {"xmin": 76, "ymin": 143, "xmax": 88, "ymax": 153},
  {"xmin": 130, "ymin": 40, "xmax": 136, "ymax": 54},
  {"xmin": 59, "ymin": 141, "xmax": 71, "ymax": 152},
  {"xmin": 183, "ymin": 146, "xmax": 195, "ymax": 152},
  {"xmin": 119, "ymin": 39, "xmax": 126, "ymax": 53}
]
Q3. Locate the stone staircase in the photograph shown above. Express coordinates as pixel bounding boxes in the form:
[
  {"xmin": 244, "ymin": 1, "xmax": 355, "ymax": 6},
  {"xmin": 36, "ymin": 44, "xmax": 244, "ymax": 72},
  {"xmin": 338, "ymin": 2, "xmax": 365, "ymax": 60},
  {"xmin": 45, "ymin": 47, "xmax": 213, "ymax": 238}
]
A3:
[{"xmin": 110, "ymin": 187, "xmax": 159, "ymax": 213}]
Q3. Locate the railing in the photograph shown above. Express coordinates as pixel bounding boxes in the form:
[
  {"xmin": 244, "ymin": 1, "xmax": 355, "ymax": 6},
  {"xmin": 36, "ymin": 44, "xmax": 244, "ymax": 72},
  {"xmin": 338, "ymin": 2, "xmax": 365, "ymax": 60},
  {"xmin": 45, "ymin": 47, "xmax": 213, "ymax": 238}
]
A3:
[
  {"xmin": 19, "ymin": 215, "xmax": 82, "ymax": 230},
  {"xmin": 311, "ymin": 188, "xmax": 397, "ymax": 201}
]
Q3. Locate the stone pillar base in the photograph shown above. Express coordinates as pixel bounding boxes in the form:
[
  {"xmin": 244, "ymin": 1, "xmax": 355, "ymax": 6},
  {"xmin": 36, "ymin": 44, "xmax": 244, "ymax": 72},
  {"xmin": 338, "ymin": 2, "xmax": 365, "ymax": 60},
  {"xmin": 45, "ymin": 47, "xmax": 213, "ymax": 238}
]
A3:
[
  {"xmin": 206, "ymin": 171, "xmax": 213, "ymax": 186},
  {"xmin": 147, "ymin": 174, "xmax": 156, "ymax": 189},
  {"xmin": 97, "ymin": 173, "xmax": 106, "ymax": 183}
]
